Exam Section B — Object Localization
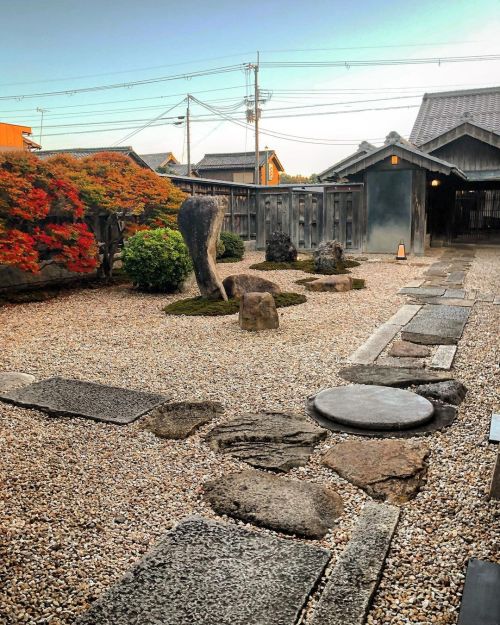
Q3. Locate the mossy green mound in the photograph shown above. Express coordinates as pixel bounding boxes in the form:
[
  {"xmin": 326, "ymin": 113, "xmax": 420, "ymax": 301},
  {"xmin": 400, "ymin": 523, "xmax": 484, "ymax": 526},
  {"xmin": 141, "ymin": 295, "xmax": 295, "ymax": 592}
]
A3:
[
  {"xmin": 216, "ymin": 256, "xmax": 242, "ymax": 264},
  {"xmin": 164, "ymin": 292, "xmax": 306, "ymax": 316},
  {"xmin": 352, "ymin": 278, "xmax": 366, "ymax": 289},
  {"xmin": 249, "ymin": 258, "xmax": 360, "ymax": 274}
]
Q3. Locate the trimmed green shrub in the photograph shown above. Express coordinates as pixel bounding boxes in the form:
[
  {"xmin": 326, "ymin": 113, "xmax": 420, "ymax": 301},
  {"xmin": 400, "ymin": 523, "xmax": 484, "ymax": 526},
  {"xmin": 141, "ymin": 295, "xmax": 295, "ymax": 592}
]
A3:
[
  {"xmin": 217, "ymin": 231, "xmax": 245, "ymax": 261},
  {"xmin": 164, "ymin": 292, "xmax": 306, "ymax": 316},
  {"xmin": 122, "ymin": 228, "xmax": 192, "ymax": 292}
]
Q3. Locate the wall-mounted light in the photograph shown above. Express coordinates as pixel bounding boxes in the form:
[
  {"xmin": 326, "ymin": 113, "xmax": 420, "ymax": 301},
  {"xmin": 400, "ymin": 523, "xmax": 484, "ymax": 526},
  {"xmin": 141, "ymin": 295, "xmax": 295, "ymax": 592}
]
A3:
[
  {"xmin": 431, "ymin": 179, "xmax": 441, "ymax": 187},
  {"xmin": 391, "ymin": 155, "xmax": 399, "ymax": 165}
]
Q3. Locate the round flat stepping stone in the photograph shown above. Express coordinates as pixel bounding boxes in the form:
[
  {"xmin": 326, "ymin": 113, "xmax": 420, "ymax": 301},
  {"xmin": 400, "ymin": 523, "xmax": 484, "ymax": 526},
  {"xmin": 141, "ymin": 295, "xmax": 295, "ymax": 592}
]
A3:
[{"xmin": 313, "ymin": 384, "xmax": 434, "ymax": 431}]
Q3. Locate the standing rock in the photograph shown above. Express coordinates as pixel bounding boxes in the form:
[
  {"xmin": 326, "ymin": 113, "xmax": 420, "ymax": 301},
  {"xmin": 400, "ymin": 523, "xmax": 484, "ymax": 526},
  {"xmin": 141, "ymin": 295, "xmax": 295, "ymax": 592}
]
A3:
[
  {"xmin": 223, "ymin": 274, "xmax": 281, "ymax": 299},
  {"xmin": 313, "ymin": 240, "xmax": 345, "ymax": 273},
  {"xmin": 265, "ymin": 231, "xmax": 297, "ymax": 263},
  {"xmin": 178, "ymin": 196, "xmax": 227, "ymax": 300},
  {"xmin": 305, "ymin": 275, "xmax": 353, "ymax": 292},
  {"xmin": 239, "ymin": 292, "xmax": 279, "ymax": 331}
]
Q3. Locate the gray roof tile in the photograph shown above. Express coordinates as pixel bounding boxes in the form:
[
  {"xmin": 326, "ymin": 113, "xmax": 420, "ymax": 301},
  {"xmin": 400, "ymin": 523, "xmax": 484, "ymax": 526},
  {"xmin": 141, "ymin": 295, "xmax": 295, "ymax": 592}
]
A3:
[{"xmin": 196, "ymin": 151, "xmax": 280, "ymax": 170}]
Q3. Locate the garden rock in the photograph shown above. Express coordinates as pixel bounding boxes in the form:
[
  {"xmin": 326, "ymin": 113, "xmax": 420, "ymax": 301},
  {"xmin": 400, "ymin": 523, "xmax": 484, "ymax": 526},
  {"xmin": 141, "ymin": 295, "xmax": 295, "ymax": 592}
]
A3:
[
  {"xmin": 204, "ymin": 469, "xmax": 343, "ymax": 538},
  {"xmin": 0, "ymin": 371, "xmax": 36, "ymax": 392},
  {"xmin": 339, "ymin": 364, "xmax": 453, "ymax": 387},
  {"xmin": 305, "ymin": 275, "xmax": 353, "ymax": 292},
  {"xmin": 177, "ymin": 196, "xmax": 227, "ymax": 300},
  {"xmin": 223, "ymin": 274, "xmax": 281, "ymax": 299},
  {"xmin": 323, "ymin": 439, "xmax": 430, "ymax": 503},
  {"xmin": 205, "ymin": 412, "xmax": 327, "ymax": 472},
  {"xmin": 144, "ymin": 401, "xmax": 224, "ymax": 439},
  {"xmin": 239, "ymin": 292, "xmax": 279, "ymax": 331},
  {"xmin": 313, "ymin": 239, "xmax": 345, "ymax": 273},
  {"xmin": 265, "ymin": 231, "xmax": 297, "ymax": 263},
  {"xmin": 414, "ymin": 380, "xmax": 467, "ymax": 406},
  {"xmin": 388, "ymin": 341, "xmax": 431, "ymax": 358}
]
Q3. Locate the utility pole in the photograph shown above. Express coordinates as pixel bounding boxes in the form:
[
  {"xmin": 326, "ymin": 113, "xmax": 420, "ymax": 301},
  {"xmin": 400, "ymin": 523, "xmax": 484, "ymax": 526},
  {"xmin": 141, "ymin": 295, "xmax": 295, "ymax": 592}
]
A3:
[
  {"xmin": 36, "ymin": 107, "xmax": 48, "ymax": 146},
  {"xmin": 186, "ymin": 95, "xmax": 191, "ymax": 177},
  {"xmin": 253, "ymin": 51, "xmax": 260, "ymax": 185}
]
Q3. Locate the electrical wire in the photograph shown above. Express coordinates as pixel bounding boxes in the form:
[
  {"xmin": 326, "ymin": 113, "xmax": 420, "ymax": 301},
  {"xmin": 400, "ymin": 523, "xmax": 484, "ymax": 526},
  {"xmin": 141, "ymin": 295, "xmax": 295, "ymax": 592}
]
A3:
[{"xmin": 112, "ymin": 98, "xmax": 186, "ymax": 146}]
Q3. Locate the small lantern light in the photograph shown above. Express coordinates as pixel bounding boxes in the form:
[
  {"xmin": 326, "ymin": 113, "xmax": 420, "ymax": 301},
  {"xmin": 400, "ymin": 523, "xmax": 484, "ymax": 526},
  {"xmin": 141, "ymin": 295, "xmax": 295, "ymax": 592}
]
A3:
[
  {"xmin": 431, "ymin": 179, "xmax": 441, "ymax": 187},
  {"xmin": 396, "ymin": 241, "xmax": 407, "ymax": 260},
  {"xmin": 391, "ymin": 155, "xmax": 399, "ymax": 165}
]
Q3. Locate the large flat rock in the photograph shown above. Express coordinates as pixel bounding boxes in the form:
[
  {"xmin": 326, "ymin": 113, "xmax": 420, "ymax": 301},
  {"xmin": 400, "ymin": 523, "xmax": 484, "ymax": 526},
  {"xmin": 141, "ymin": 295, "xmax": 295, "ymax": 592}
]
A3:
[
  {"xmin": 401, "ymin": 304, "xmax": 470, "ymax": 345},
  {"xmin": 398, "ymin": 286, "xmax": 446, "ymax": 297},
  {"xmin": 322, "ymin": 439, "xmax": 429, "ymax": 503},
  {"xmin": 0, "ymin": 377, "xmax": 166, "ymax": 425},
  {"xmin": 388, "ymin": 341, "xmax": 431, "ymax": 358},
  {"xmin": 310, "ymin": 502, "xmax": 399, "ymax": 625},
  {"xmin": 76, "ymin": 517, "xmax": 330, "ymax": 625},
  {"xmin": 205, "ymin": 412, "xmax": 327, "ymax": 472},
  {"xmin": 339, "ymin": 364, "xmax": 453, "ymax": 388},
  {"xmin": 457, "ymin": 558, "xmax": 500, "ymax": 625},
  {"xmin": 144, "ymin": 401, "xmax": 224, "ymax": 439},
  {"xmin": 313, "ymin": 385, "xmax": 434, "ymax": 431},
  {"xmin": 204, "ymin": 469, "xmax": 343, "ymax": 538}
]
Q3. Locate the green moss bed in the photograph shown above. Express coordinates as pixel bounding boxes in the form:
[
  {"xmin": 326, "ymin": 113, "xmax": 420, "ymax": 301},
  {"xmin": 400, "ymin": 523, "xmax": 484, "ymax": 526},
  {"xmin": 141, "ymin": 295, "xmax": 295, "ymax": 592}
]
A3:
[
  {"xmin": 216, "ymin": 256, "xmax": 242, "ymax": 264},
  {"xmin": 249, "ymin": 258, "xmax": 360, "ymax": 274},
  {"xmin": 295, "ymin": 276, "xmax": 366, "ymax": 289},
  {"xmin": 164, "ymin": 292, "xmax": 307, "ymax": 316}
]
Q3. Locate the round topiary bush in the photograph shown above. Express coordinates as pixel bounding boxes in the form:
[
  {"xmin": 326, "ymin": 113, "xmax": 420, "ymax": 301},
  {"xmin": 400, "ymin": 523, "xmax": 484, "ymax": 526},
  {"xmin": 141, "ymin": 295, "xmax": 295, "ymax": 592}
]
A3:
[
  {"xmin": 122, "ymin": 228, "xmax": 192, "ymax": 292},
  {"xmin": 217, "ymin": 231, "xmax": 245, "ymax": 261}
]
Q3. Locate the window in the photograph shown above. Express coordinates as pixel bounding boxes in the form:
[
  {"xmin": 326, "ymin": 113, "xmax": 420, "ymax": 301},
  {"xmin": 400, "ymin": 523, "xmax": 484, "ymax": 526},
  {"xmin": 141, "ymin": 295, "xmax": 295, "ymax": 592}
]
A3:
[{"xmin": 268, "ymin": 161, "xmax": 274, "ymax": 181}]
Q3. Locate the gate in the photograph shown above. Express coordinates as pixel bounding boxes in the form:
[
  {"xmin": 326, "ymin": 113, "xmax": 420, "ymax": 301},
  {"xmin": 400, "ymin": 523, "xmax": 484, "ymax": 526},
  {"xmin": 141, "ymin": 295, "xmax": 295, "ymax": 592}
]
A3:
[{"xmin": 454, "ymin": 190, "xmax": 500, "ymax": 242}]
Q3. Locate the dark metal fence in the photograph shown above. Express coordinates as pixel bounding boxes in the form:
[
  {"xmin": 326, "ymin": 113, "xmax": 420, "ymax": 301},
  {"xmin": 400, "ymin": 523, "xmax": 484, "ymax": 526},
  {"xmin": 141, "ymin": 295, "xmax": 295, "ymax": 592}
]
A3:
[{"xmin": 454, "ymin": 190, "xmax": 500, "ymax": 241}]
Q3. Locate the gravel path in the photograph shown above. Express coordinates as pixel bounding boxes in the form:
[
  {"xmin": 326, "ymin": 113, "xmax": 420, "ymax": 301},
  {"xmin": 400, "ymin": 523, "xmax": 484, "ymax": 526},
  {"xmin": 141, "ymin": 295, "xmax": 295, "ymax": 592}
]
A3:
[{"xmin": 0, "ymin": 249, "xmax": 498, "ymax": 625}]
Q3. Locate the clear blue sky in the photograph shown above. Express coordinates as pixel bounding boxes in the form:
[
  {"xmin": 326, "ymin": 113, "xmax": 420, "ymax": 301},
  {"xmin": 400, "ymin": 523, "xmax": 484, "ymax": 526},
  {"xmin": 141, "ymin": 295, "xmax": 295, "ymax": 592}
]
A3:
[{"xmin": 1, "ymin": 0, "xmax": 499, "ymax": 173}]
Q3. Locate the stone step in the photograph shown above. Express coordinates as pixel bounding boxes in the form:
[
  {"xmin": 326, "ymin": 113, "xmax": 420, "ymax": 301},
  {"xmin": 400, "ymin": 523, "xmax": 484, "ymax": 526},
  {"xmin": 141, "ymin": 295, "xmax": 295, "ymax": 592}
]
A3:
[
  {"xmin": 429, "ymin": 345, "xmax": 458, "ymax": 370},
  {"xmin": 401, "ymin": 304, "xmax": 470, "ymax": 345},
  {"xmin": 457, "ymin": 558, "xmax": 500, "ymax": 625},
  {"xmin": 489, "ymin": 413, "xmax": 500, "ymax": 444},
  {"xmin": 310, "ymin": 502, "xmax": 400, "ymax": 625}
]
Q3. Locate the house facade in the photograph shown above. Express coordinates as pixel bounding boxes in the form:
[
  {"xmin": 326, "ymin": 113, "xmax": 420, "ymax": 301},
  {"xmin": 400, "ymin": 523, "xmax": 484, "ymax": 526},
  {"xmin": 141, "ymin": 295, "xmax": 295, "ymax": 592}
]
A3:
[
  {"xmin": 195, "ymin": 150, "xmax": 284, "ymax": 185},
  {"xmin": 0, "ymin": 122, "xmax": 41, "ymax": 152},
  {"xmin": 319, "ymin": 86, "xmax": 500, "ymax": 254}
]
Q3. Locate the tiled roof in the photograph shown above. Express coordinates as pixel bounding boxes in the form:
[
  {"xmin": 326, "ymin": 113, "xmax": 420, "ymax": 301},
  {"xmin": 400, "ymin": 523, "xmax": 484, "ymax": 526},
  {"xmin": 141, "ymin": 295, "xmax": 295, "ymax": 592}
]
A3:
[
  {"xmin": 139, "ymin": 152, "xmax": 178, "ymax": 170},
  {"xmin": 37, "ymin": 146, "xmax": 151, "ymax": 169},
  {"xmin": 196, "ymin": 150, "xmax": 283, "ymax": 171},
  {"xmin": 410, "ymin": 86, "xmax": 500, "ymax": 146}
]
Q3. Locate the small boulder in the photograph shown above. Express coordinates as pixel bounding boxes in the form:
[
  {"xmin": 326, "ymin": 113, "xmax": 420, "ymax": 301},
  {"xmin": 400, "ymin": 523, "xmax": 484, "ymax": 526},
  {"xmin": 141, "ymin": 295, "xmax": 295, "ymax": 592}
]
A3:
[
  {"xmin": 313, "ymin": 240, "xmax": 345, "ymax": 273},
  {"xmin": 265, "ymin": 231, "xmax": 297, "ymax": 263},
  {"xmin": 388, "ymin": 341, "xmax": 431, "ymax": 358},
  {"xmin": 239, "ymin": 292, "xmax": 279, "ymax": 331},
  {"xmin": 414, "ymin": 380, "xmax": 467, "ymax": 406},
  {"xmin": 223, "ymin": 274, "xmax": 281, "ymax": 299},
  {"xmin": 145, "ymin": 401, "xmax": 224, "ymax": 439},
  {"xmin": 305, "ymin": 275, "xmax": 353, "ymax": 292}
]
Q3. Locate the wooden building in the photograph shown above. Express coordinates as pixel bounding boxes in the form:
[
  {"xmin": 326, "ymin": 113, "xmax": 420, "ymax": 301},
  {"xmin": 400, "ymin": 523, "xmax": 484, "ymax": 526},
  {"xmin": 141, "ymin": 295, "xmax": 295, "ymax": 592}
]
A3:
[
  {"xmin": 195, "ymin": 150, "xmax": 284, "ymax": 185},
  {"xmin": 139, "ymin": 152, "xmax": 191, "ymax": 175},
  {"xmin": 0, "ymin": 122, "xmax": 41, "ymax": 152}
]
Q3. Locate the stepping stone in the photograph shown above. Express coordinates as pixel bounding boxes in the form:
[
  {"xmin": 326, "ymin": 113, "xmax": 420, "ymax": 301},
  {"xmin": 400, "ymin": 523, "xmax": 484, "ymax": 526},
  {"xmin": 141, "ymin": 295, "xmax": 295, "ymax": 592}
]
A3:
[
  {"xmin": 446, "ymin": 271, "xmax": 465, "ymax": 284},
  {"xmin": 444, "ymin": 289, "xmax": 465, "ymax": 299},
  {"xmin": 339, "ymin": 365, "xmax": 453, "ymax": 387},
  {"xmin": 401, "ymin": 304, "xmax": 470, "ymax": 345},
  {"xmin": 348, "ymin": 324, "xmax": 399, "ymax": 365},
  {"xmin": 476, "ymin": 292, "xmax": 494, "ymax": 302},
  {"xmin": 204, "ymin": 469, "xmax": 343, "ymax": 538},
  {"xmin": 457, "ymin": 558, "xmax": 500, "ymax": 625},
  {"xmin": 489, "ymin": 452, "xmax": 500, "ymax": 501},
  {"xmin": 144, "ymin": 401, "xmax": 224, "ymax": 439},
  {"xmin": 430, "ymin": 345, "xmax": 458, "ymax": 370},
  {"xmin": 494, "ymin": 295, "xmax": 500, "ymax": 305},
  {"xmin": 0, "ymin": 371, "xmax": 36, "ymax": 392},
  {"xmin": 0, "ymin": 377, "xmax": 166, "ymax": 425},
  {"xmin": 403, "ymin": 279, "xmax": 423, "ymax": 288},
  {"xmin": 420, "ymin": 298, "xmax": 475, "ymax": 307},
  {"xmin": 489, "ymin": 413, "xmax": 500, "ymax": 444},
  {"xmin": 385, "ymin": 304, "xmax": 421, "ymax": 326},
  {"xmin": 323, "ymin": 439, "xmax": 429, "ymax": 503},
  {"xmin": 76, "ymin": 517, "xmax": 330, "ymax": 625},
  {"xmin": 310, "ymin": 502, "xmax": 399, "ymax": 625},
  {"xmin": 398, "ymin": 286, "xmax": 446, "ymax": 297},
  {"xmin": 376, "ymin": 356, "xmax": 425, "ymax": 369},
  {"xmin": 388, "ymin": 341, "xmax": 430, "ymax": 358},
  {"xmin": 312, "ymin": 385, "xmax": 434, "ymax": 431},
  {"xmin": 414, "ymin": 380, "xmax": 467, "ymax": 406},
  {"xmin": 205, "ymin": 412, "xmax": 327, "ymax": 472}
]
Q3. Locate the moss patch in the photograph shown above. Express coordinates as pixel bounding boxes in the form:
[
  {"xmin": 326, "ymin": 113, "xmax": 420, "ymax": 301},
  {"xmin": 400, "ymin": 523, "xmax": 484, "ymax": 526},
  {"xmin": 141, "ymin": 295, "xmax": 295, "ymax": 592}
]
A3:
[
  {"xmin": 164, "ymin": 292, "xmax": 306, "ymax": 316},
  {"xmin": 216, "ymin": 256, "xmax": 242, "ymax": 264},
  {"xmin": 352, "ymin": 278, "xmax": 366, "ymax": 289},
  {"xmin": 249, "ymin": 258, "xmax": 360, "ymax": 274}
]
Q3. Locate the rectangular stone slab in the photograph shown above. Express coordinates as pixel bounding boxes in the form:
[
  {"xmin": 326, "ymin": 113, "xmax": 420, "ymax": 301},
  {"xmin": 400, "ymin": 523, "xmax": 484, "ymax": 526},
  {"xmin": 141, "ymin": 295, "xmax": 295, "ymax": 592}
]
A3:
[
  {"xmin": 489, "ymin": 413, "xmax": 500, "ymax": 444},
  {"xmin": 0, "ymin": 377, "xmax": 166, "ymax": 425},
  {"xmin": 310, "ymin": 502, "xmax": 399, "ymax": 625},
  {"xmin": 348, "ymin": 324, "xmax": 400, "ymax": 365},
  {"xmin": 398, "ymin": 286, "xmax": 446, "ymax": 297},
  {"xmin": 444, "ymin": 289, "xmax": 466, "ymax": 298},
  {"xmin": 76, "ymin": 517, "xmax": 330, "ymax": 625},
  {"xmin": 401, "ymin": 305, "xmax": 470, "ymax": 345},
  {"xmin": 457, "ymin": 558, "xmax": 500, "ymax": 625},
  {"xmin": 430, "ymin": 345, "xmax": 458, "ymax": 370},
  {"xmin": 489, "ymin": 452, "xmax": 500, "ymax": 501},
  {"xmin": 385, "ymin": 304, "xmax": 421, "ymax": 326}
]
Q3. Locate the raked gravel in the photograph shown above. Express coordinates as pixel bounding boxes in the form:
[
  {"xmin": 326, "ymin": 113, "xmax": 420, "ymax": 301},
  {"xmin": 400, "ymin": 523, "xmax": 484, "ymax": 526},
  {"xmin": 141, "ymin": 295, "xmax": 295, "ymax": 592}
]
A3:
[{"xmin": 0, "ymin": 249, "xmax": 498, "ymax": 625}]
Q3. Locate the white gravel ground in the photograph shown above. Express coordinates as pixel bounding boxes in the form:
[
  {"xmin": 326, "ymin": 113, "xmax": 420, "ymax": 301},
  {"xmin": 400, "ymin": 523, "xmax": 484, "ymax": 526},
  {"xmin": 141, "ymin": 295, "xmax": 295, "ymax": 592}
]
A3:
[{"xmin": 0, "ymin": 249, "xmax": 498, "ymax": 625}]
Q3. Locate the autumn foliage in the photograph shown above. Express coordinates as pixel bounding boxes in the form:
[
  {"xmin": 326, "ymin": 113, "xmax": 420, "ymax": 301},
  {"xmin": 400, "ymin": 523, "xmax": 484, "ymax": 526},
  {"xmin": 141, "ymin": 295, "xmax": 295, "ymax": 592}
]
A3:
[{"xmin": 0, "ymin": 152, "xmax": 98, "ymax": 273}]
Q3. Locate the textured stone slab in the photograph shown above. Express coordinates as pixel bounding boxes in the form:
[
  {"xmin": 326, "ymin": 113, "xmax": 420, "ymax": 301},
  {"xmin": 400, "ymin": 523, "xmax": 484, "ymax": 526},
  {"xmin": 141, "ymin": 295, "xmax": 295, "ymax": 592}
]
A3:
[
  {"xmin": 414, "ymin": 380, "xmax": 467, "ymax": 405},
  {"xmin": 76, "ymin": 517, "xmax": 330, "ymax": 625},
  {"xmin": 403, "ymin": 279, "xmax": 423, "ymax": 288},
  {"xmin": 398, "ymin": 286, "xmax": 445, "ymax": 297},
  {"xmin": 0, "ymin": 377, "xmax": 166, "ymax": 425},
  {"xmin": 339, "ymin": 365, "xmax": 453, "ymax": 387},
  {"xmin": 476, "ymin": 292, "xmax": 494, "ymax": 302},
  {"xmin": 489, "ymin": 413, "xmax": 500, "ymax": 444},
  {"xmin": 313, "ymin": 385, "xmax": 434, "ymax": 431},
  {"xmin": 446, "ymin": 271, "xmax": 465, "ymax": 284},
  {"xmin": 204, "ymin": 469, "xmax": 343, "ymax": 538},
  {"xmin": 310, "ymin": 502, "xmax": 399, "ymax": 625},
  {"xmin": 411, "ymin": 297, "xmax": 475, "ymax": 307},
  {"xmin": 494, "ymin": 295, "xmax": 500, "ymax": 305},
  {"xmin": 429, "ymin": 345, "xmax": 458, "ymax": 370},
  {"xmin": 348, "ymin": 324, "xmax": 400, "ymax": 365},
  {"xmin": 489, "ymin": 453, "xmax": 500, "ymax": 500},
  {"xmin": 0, "ymin": 371, "xmax": 36, "ymax": 392},
  {"xmin": 144, "ymin": 401, "xmax": 224, "ymax": 439},
  {"xmin": 444, "ymin": 289, "xmax": 466, "ymax": 299},
  {"xmin": 401, "ymin": 304, "xmax": 470, "ymax": 345},
  {"xmin": 323, "ymin": 439, "xmax": 429, "ymax": 503},
  {"xmin": 385, "ymin": 304, "xmax": 421, "ymax": 326},
  {"xmin": 205, "ymin": 412, "xmax": 327, "ymax": 472},
  {"xmin": 457, "ymin": 558, "xmax": 500, "ymax": 625},
  {"xmin": 388, "ymin": 341, "xmax": 430, "ymax": 358},
  {"xmin": 377, "ymin": 356, "xmax": 425, "ymax": 369}
]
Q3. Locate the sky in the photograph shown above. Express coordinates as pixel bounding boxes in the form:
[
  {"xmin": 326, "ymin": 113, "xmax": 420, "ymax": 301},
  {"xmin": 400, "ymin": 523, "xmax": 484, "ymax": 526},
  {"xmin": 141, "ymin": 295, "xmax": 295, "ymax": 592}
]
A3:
[{"xmin": 1, "ymin": 0, "xmax": 500, "ymax": 174}]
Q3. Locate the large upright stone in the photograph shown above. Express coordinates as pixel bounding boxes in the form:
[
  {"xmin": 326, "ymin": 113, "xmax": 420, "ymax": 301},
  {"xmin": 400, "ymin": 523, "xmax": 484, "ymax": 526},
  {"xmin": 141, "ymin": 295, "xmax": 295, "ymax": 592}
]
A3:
[
  {"xmin": 223, "ymin": 274, "xmax": 281, "ymax": 299},
  {"xmin": 178, "ymin": 196, "xmax": 227, "ymax": 300},
  {"xmin": 265, "ymin": 231, "xmax": 297, "ymax": 263},
  {"xmin": 313, "ymin": 240, "xmax": 345, "ymax": 273},
  {"xmin": 239, "ymin": 292, "xmax": 279, "ymax": 331}
]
